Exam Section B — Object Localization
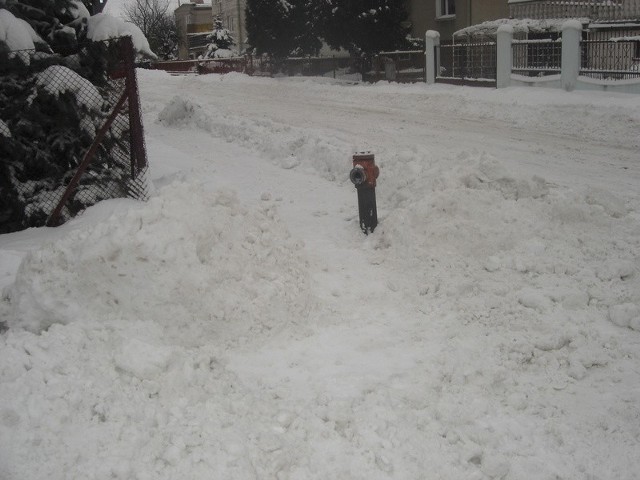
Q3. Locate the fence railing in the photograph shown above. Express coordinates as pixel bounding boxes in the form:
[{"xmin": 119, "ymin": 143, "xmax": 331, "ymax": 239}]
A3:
[
  {"xmin": 580, "ymin": 39, "xmax": 640, "ymax": 79},
  {"xmin": 0, "ymin": 37, "xmax": 149, "ymax": 233},
  {"xmin": 151, "ymin": 55, "xmax": 356, "ymax": 79},
  {"xmin": 512, "ymin": 38, "xmax": 562, "ymax": 77},
  {"xmin": 362, "ymin": 50, "xmax": 426, "ymax": 83},
  {"xmin": 436, "ymin": 41, "xmax": 497, "ymax": 86}
]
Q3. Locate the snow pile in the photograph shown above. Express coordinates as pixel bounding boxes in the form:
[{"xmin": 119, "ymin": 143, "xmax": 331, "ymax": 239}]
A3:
[
  {"xmin": 157, "ymin": 93, "xmax": 348, "ymax": 180},
  {"xmin": 2, "ymin": 182, "xmax": 311, "ymax": 343}
]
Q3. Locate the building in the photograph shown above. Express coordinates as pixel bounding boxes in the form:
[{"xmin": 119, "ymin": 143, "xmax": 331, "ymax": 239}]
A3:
[
  {"xmin": 212, "ymin": 0, "xmax": 247, "ymax": 53},
  {"xmin": 174, "ymin": 0, "xmax": 214, "ymax": 59},
  {"xmin": 508, "ymin": 0, "xmax": 640, "ymax": 41},
  {"xmin": 448, "ymin": 0, "xmax": 640, "ymax": 41},
  {"xmin": 408, "ymin": 0, "xmax": 508, "ymax": 41}
]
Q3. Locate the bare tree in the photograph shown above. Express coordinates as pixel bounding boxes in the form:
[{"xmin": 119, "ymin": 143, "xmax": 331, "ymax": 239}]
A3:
[{"xmin": 123, "ymin": 0, "xmax": 178, "ymax": 59}]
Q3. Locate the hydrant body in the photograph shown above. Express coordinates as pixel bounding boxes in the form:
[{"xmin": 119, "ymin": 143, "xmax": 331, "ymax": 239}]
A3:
[{"xmin": 350, "ymin": 152, "xmax": 379, "ymax": 234}]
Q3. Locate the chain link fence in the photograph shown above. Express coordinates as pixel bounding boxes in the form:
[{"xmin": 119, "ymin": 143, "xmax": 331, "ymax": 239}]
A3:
[{"xmin": 0, "ymin": 36, "xmax": 149, "ymax": 233}]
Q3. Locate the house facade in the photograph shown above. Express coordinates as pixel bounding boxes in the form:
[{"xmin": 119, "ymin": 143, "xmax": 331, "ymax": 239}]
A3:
[
  {"xmin": 408, "ymin": 0, "xmax": 509, "ymax": 41},
  {"xmin": 174, "ymin": 1, "xmax": 214, "ymax": 59}
]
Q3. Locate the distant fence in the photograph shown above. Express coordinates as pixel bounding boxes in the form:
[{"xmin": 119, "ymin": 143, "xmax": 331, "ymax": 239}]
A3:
[
  {"xmin": 151, "ymin": 55, "xmax": 355, "ymax": 79},
  {"xmin": 426, "ymin": 23, "xmax": 640, "ymax": 93},
  {"xmin": 0, "ymin": 37, "xmax": 149, "ymax": 233},
  {"xmin": 154, "ymin": 27, "xmax": 640, "ymax": 93},
  {"xmin": 362, "ymin": 51, "xmax": 425, "ymax": 83}
]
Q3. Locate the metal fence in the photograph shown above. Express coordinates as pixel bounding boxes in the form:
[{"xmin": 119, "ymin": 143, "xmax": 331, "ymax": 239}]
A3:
[
  {"xmin": 580, "ymin": 39, "xmax": 640, "ymax": 80},
  {"xmin": 437, "ymin": 41, "xmax": 497, "ymax": 86},
  {"xmin": 512, "ymin": 38, "xmax": 562, "ymax": 77},
  {"xmin": 0, "ymin": 36, "xmax": 149, "ymax": 233},
  {"xmin": 362, "ymin": 50, "xmax": 426, "ymax": 83},
  {"xmin": 151, "ymin": 55, "xmax": 355, "ymax": 79}
]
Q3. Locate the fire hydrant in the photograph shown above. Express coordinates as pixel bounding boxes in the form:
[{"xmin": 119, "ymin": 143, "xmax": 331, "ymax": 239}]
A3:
[{"xmin": 350, "ymin": 152, "xmax": 379, "ymax": 234}]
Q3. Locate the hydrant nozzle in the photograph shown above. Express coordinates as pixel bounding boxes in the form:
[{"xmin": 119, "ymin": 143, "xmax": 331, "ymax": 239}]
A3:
[{"xmin": 350, "ymin": 152, "xmax": 379, "ymax": 234}]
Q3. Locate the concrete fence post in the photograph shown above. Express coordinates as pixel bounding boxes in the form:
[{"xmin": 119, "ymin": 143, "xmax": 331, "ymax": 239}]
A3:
[
  {"xmin": 496, "ymin": 25, "xmax": 513, "ymax": 88},
  {"xmin": 561, "ymin": 20, "xmax": 582, "ymax": 91},
  {"xmin": 425, "ymin": 30, "xmax": 440, "ymax": 84}
]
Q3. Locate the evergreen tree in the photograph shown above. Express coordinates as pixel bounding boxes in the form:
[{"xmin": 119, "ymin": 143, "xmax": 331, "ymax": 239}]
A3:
[
  {"xmin": 201, "ymin": 16, "xmax": 235, "ymax": 59},
  {"xmin": 245, "ymin": 0, "xmax": 320, "ymax": 58},
  {"xmin": 0, "ymin": 1, "xmax": 140, "ymax": 232},
  {"xmin": 320, "ymin": 0, "xmax": 410, "ymax": 55},
  {"xmin": 0, "ymin": 0, "xmax": 87, "ymax": 53}
]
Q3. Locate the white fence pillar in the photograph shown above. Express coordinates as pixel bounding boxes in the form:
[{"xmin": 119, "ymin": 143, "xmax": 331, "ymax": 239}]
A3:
[
  {"xmin": 561, "ymin": 20, "xmax": 582, "ymax": 91},
  {"xmin": 425, "ymin": 30, "xmax": 440, "ymax": 85},
  {"xmin": 496, "ymin": 25, "xmax": 513, "ymax": 89}
]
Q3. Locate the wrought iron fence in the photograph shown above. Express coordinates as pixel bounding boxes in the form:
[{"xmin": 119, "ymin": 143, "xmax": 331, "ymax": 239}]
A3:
[
  {"xmin": 580, "ymin": 39, "xmax": 640, "ymax": 80},
  {"xmin": 437, "ymin": 41, "xmax": 497, "ymax": 86},
  {"xmin": 0, "ymin": 36, "xmax": 149, "ymax": 233},
  {"xmin": 512, "ymin": 38, "xmax": 562, "ymax": 77}
]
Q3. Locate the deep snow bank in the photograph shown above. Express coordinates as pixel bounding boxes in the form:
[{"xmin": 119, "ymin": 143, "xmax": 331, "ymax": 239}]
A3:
[{"xmin": 2, "ymin": 182, "xmax": 311, "ymax": 343}]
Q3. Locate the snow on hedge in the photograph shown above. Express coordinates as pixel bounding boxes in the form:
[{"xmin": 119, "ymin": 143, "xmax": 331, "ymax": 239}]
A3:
[
  {"xmin": 0, "ymin": 119, "xmax": 10, "ymax": 137},
  {"xmin": 33, "ymin": 65, "xmax": 103, "ymax": 112},
  {"xmin": 0, "ymin": 8, "xmax": 43, "ymax": 64},
  {"xmin": 87, "ymin": 13, "xmax": 158, "ymax": 60}
]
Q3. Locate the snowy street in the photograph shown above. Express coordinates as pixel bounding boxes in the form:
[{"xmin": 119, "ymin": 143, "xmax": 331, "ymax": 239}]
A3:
[{"xmin": 1, "ymin": 71, "xmax": 640, "ymax": 479}]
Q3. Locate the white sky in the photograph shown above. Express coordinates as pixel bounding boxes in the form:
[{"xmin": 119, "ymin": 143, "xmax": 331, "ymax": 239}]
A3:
[{"xmin": 103, "ymin": 0, "xmax": 184, "ymax": 18}]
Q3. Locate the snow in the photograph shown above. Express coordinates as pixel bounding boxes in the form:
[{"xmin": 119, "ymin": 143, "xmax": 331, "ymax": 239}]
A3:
[
  {"xmin": 1, "ymin": 70, "xmax": 640, "ymax": 479},
  {"xmin": 0, "ymin": 119, "xmax": 10, "ymax": 137},
  {"xmin": 33, "ymin": 65, "xmax": 103, "ymax": 112},
  {"xmin": 455, "ymin": 17, "xmax": 589, "ymax": 38},
  {"xmin": 87, "ymin": 13, "xmax": 158, "ymax": 60},
  {"xmin": 68, "ymin": 0, "xmax": 91, "ymax": 20},
  {"xmin": 0, "ymin": 8, "xmax": 43, "ymax": 63}
]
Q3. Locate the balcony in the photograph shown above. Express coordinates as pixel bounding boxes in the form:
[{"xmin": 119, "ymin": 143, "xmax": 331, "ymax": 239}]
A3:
[{"xmin": 509, "ymin": 0, "xmax": 640, "ymax": 22}]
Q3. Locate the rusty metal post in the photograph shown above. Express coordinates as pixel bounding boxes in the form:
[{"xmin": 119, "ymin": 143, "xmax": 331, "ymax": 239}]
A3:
[
  {"xmin": 350, "ymin": 152, "xmax": 379, "ymax": 234},
  {"xmin": 121, "ymin": 36, "xmax": 147, "ymax": 173}
]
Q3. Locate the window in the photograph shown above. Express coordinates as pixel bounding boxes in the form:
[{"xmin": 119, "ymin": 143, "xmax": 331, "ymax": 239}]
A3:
[
  {"xmin": 227, "ymin": 16, "xmax": 236, "ymax": 32},
  {"xmin": 437, "ymin": 0, "xmax": 455, "ymax": 18}
]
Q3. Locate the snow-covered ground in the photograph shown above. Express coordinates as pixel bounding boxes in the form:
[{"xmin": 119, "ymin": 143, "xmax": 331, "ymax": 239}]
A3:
[{"xmin": 1, "ymin": 71, "xmax": 640, "ymax": 480}]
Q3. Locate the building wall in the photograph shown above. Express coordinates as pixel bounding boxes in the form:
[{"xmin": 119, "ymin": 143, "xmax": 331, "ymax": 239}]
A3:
[
  {"xmin": 409, "ymin": 0, "xmax": 508, "ymax": 41},
  {"xmin": 175, "ymin": 3, "xmax": 214, "ymax": 59}
]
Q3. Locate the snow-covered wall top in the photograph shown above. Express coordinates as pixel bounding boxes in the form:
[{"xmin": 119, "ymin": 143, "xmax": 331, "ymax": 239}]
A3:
[{"xmin": 454, "ymin": 17, "xmax": 589, "ymax": 37}]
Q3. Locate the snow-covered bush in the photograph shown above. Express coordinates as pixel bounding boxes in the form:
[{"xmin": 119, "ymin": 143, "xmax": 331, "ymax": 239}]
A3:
[{"xmin": 200, "ymin": 16, "xmax": 236, "ymax": 59}]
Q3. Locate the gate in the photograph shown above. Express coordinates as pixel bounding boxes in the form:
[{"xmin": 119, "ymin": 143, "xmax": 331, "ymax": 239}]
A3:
[{"xmin": 436, "ymin": 41, "xmax": 497, "ymax": 87}]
